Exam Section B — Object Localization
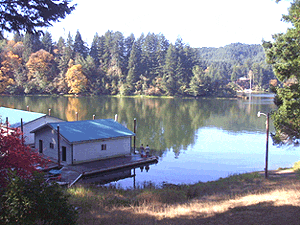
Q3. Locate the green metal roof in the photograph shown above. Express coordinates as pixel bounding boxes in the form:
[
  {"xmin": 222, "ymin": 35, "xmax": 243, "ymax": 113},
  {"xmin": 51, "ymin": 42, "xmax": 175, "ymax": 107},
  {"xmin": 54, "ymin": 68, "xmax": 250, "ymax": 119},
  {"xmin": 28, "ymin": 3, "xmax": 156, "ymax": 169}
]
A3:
[
  {"xmin": 0, "ymin": 107, "xmax": 46, "ymax": 128},
  {"xmin": 44, "ymin": 119, "xmax": 135, "ymax": 143}
]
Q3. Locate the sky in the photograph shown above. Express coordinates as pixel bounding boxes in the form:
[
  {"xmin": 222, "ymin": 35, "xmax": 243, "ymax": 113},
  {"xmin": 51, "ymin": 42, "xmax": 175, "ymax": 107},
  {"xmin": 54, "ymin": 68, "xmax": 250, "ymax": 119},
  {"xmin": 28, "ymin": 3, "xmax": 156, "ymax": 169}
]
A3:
[{"xmin": 45, "ymin": 0, "xmax": 293, "ymax": 48}]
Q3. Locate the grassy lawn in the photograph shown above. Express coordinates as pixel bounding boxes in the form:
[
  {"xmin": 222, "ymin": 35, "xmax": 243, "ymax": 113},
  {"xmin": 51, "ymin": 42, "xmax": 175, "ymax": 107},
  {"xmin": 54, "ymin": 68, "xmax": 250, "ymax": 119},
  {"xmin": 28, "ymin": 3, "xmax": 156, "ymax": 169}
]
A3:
[{"xmin": 67, "ymin": 169, "xmax": 300, "ymax": 224}]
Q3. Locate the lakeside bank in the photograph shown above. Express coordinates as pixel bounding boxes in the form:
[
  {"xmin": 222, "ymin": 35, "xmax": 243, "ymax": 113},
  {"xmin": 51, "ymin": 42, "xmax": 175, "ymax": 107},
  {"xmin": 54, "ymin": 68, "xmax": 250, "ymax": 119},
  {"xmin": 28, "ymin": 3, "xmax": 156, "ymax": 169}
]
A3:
[{"xmin": 67, "ymin": 165, "xmax": 300, "ymax": 225}]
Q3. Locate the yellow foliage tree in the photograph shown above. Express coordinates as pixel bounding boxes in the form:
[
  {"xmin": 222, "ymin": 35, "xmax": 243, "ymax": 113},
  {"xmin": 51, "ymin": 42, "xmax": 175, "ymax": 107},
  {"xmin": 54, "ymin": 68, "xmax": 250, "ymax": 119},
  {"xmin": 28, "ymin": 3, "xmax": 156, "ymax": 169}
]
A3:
[
  {"xmin": 1, "ymin": 51, "xmax": 22, "ymax": 78},
  {"xmin": 65, "ymin": 64, "xmax": 87, "ymax": 94},
  {"xmin": 26, "ymin": 49, "xmax": 54, "ymax": 81},
  {"xmin": 0, "ymin": 70, "xmax": 14, "ymax": 93}
]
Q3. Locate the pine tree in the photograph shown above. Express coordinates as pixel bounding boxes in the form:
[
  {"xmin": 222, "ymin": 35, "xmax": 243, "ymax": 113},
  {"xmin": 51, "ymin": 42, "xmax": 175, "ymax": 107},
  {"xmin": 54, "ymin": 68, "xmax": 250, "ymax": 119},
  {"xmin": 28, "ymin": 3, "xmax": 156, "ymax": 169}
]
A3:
[
  {"xmin": 263, "ymin": 0, "xmax": 300, "ymax": 144},
  {"xmin": 162, "ymin": 44, "xmax": 177, "ymax": 95},
  {"xmin": 13, "ymin": 32, "xmax": 23, "ymax": 43},
  {"xmin": 89, "ymin": 33, "xmax": 100, "ymax": 66},
  {"xmin": 124, "ymin": 33, "xmax": 135, "ymax": 75},
  {"xmin": 73, "ymin": 30, "xmax": 88, "ymax": 58},
  {"xmin": 41, "ymin": 31, "xmax": 53, "ymax": 53},
  {"xmin": 126, "ymin": 43, "xmax": 139, "ymax": 85},
  {"xmin": 142, "ymin": 33, "xmax": 159, "ymax": 82},
  {"xmin": 22, "ymin": 32, "xmax": 34, "ymax": 62}
]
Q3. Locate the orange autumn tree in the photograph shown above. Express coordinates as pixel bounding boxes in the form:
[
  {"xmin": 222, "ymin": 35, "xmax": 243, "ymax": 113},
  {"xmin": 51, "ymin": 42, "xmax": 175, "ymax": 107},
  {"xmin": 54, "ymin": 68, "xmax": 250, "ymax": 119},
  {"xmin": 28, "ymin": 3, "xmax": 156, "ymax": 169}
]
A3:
[
  {"xmin": 0, "ymin": 70, "xmax": 14, "ymax": 93},
  {"xmin": 65, "ymin": 64, "xmax": 87, "ymax": 94},
  {"xmin": 26, "ymin": 49, "xmax": 55, "ymax": 93},
  {"xmin": 0, "ymin": 40, "xmax": 25, "ymax": 93}
]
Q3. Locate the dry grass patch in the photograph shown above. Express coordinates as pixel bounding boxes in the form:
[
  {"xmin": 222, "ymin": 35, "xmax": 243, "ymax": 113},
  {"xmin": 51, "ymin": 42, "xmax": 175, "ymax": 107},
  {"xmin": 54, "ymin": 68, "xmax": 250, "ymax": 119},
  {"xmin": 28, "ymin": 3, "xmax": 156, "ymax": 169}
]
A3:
[{"xmin": 68, "ymin": 171, "xmax": 300, "ymax": 224}]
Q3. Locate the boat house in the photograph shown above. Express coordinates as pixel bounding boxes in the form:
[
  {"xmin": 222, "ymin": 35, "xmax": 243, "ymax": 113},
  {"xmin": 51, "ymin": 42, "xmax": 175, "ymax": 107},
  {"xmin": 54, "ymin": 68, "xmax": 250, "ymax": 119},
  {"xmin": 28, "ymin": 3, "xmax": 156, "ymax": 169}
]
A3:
[
  {"xmin": 0, "ymin": 107, "xmax": 64, "ymax": 146},
  {"xmin": 30, "ymin": 119, "xmax": 135, "ymax": 165}
]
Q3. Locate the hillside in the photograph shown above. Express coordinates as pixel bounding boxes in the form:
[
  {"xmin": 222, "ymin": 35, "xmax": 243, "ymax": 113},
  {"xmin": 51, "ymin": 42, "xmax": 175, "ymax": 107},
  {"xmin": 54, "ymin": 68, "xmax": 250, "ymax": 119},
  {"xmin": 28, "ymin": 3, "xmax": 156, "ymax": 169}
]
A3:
[
  {"xmin": 197, "ymin": 43, "xmax": 275, "ymax": 90},
  {"xmin": 198, "ymin": 43, "xmax": 266, "ymax": 64}
]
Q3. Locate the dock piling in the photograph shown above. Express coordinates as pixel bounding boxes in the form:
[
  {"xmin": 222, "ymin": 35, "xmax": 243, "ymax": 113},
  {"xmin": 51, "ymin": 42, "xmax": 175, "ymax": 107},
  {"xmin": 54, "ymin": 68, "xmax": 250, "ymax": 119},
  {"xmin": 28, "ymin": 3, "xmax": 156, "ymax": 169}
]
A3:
[{"xmin": 133, "ymin": 118, "xmax": 136, "ymax": 154}]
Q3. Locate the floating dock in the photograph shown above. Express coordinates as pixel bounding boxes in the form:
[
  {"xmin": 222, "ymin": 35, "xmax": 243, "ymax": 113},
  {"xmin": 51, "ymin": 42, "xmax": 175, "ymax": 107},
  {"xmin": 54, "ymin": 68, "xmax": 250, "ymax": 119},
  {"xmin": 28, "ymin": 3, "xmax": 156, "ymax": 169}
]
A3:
[{"xmin": 53, "ymin": 154, "xmax": 158, "ymax": 187}]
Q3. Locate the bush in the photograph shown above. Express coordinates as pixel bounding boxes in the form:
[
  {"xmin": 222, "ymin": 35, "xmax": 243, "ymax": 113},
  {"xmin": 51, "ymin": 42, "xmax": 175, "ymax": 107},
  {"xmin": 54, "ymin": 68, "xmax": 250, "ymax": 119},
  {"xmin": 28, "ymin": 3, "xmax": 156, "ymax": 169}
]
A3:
[
  {"xmin": 293, "ymin": 161, "xmax": 300, "ymax": 172},
  {"xmin": 0, "ymin": 172, "xmax": 78, "ymax": 225}
]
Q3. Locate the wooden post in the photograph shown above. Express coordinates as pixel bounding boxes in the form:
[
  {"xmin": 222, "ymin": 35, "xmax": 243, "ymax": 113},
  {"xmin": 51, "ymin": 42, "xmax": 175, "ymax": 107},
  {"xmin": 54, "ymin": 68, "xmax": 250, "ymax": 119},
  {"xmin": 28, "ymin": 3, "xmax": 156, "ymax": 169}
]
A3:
[
  {"xmin": 6, "ymin": 117, "xmax": 8, "ymax": 134},
  {"xmin": 133, "ymin": 168, "xmax": 136, "ymax": 189},
  {"xmin": 115, "ymin": 114, "xmax": 118, "ymax": 121},
  {"xmin": 57, "ymin": 125, "xmax": 61, "ymax": 167},
  {"xmin": 27, "ymin": 106, "xmax": 29, "ymax": 111},
  {"xmin": 21, "ymin": 118, "xmax": 24, "ymax": 147},
  {"xmin": 133, "ymin": 118, "xmax": 136, "ymax": 154},
  {"xmin": 49, "ymin": 108, "xmax": 51, "ymax": 116},
  {"xmin": 265, "ymin": 113, "xmax": 269, "ymax": 179},
  {"xmin": 93, "ymin": 115, "xmax": 95, "ymax": 120},
  {"xmin": 75, "ymin": 112, "xmax": 78, "ymax": 121}
]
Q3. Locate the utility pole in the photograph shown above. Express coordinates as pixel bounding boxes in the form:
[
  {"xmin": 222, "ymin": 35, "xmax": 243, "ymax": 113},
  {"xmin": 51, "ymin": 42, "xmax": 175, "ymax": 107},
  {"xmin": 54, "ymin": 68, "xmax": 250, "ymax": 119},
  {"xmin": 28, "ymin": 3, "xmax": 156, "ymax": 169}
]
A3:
[
  {"xmin": 257, "ymin": 111, "xmax": 269, "ymax": 179},
  {"xmin": 265, "ymin": 113, "xmax": 269, "ymax": 178}
]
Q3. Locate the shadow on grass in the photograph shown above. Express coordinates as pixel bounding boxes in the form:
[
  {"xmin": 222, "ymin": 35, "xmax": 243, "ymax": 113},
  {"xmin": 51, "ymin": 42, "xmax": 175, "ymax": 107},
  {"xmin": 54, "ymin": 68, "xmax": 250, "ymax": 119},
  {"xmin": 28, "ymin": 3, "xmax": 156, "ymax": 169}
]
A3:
[
  {"xmin": 158, "ymin": 201, "xmax": 300, "ymax": 225},
  {"xmin": 76, "ymin": 201, "xmax": 300, "ymax": 225}
]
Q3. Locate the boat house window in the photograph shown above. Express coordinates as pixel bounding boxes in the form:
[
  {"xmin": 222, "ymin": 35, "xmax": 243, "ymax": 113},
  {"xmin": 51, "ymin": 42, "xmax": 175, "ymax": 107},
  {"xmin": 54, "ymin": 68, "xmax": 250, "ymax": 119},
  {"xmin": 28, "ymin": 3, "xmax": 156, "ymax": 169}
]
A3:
[
  {"xmin": 50, "ymin": 143, "xmax": 54, "ymax": 149},
  {"xmin": 101, "ymin": 144, "xmax": 106, "ymax": 150}
]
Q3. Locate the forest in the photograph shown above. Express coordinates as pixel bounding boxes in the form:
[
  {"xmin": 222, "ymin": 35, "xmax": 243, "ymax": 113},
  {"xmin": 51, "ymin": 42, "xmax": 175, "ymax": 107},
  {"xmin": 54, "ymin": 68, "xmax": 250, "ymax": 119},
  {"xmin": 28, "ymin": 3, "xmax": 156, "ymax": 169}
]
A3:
[{"xmin": 0, "ymin": 30, "xmax": 275, "ymax": 97}]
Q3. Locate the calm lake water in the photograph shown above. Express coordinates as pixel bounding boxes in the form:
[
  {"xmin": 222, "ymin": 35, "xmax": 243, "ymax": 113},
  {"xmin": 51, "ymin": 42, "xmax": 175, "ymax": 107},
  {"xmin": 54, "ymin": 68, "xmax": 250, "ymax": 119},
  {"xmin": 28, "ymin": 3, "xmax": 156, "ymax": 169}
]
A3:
[{"xmin": 0, "ymin": 94, "xmax": 299, "ymax": 188}]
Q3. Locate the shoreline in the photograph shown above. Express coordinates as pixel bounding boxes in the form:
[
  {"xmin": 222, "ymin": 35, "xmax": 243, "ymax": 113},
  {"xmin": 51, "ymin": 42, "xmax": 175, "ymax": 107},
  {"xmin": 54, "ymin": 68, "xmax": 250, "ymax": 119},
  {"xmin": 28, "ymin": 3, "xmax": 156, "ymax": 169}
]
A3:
[{"xmin": 68, "ymin": 167, "xmax": 300, "ymax": 224}]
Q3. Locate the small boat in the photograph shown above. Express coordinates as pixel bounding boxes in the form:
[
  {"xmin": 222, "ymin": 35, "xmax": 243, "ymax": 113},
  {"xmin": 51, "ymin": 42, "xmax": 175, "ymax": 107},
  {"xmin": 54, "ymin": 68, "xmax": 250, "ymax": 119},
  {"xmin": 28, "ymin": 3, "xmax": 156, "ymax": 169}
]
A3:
[{"xmin": 243, "ymin": 89, "xmax": 252, "ymax": 93}]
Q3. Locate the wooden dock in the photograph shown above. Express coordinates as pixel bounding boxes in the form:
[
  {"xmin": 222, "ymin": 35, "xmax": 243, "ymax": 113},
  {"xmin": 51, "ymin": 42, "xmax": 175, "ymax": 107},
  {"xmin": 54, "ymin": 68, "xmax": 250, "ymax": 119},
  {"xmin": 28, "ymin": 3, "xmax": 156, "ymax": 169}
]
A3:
[{"xmin": 56, "ymin": 154, "xmax": 158, "ymax": 186}]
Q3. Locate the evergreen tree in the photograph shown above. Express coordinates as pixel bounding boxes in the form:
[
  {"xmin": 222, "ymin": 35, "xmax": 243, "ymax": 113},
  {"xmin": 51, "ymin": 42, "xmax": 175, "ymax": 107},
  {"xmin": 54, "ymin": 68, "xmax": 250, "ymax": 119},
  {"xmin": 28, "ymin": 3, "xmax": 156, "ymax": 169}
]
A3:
[
  {"xmin": 135, "ymin": 33, "xmax": 145, "ymax": 76},
  {"xmin": 0, "ymin": 0, "xmax": 75, "ymax": 34},
  {"xmin": 231, "ymin": 65, "xmax": 239, "ymax": 82},
  {"xmin": 156, "ymin": 34, "xmax": 169, "ymax": 78},
  {"xmin": 263, "ymin": 0, "xmax": 300, "ymax": 144},
  {"xmin": 123, "ymin": 33, "xmax": 135, "ymax": 75},
  {"xmin": 188, "ymin": 65, "xmax": 211, "ymax": 96},
  {"xmin": 22, "ymin": 32, "xmax": 42, "ymax": 62},
  {"xmin": 162, "ymin": 44, "xmax": 177, "ymax": 95},
  {"xmin": 53, "ymin": 36, "xmax": 70, "ymax": 93},
  {"xmin": 22, "ymin": 32, "xmax": 34, "ymax": 62},
  {"xmin": 41, "ymin": 31, "xmax": 53, "ymax": 53},
  {"xmin": 73, "ymin": 30, "xmax": 88, "ymax": 58},
  {"xmin": 101, "ymin": 30, "xmax": 113, "ymax": 74},
  {"xmin": 89, "ymin": 33, "xmax": 100, "ymax": 66},
  {"xmin": 13, "ymin": 32, "xmax": 23, "ymax": 43},
  {"xmin": 126, "ymin": 43, "xmax": 139, "ymax": 85},
  {"xmin": 142, "ymin": 33, "xmax": 159, "ymax": 82}
]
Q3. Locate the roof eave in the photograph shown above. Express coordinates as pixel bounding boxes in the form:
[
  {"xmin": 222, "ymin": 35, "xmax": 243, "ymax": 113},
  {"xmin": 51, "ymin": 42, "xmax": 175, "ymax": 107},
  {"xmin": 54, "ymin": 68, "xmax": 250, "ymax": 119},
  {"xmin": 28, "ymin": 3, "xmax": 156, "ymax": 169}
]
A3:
[{"xmin": 71, "ymin": 134, "xmax": 135, "ymax": 145}]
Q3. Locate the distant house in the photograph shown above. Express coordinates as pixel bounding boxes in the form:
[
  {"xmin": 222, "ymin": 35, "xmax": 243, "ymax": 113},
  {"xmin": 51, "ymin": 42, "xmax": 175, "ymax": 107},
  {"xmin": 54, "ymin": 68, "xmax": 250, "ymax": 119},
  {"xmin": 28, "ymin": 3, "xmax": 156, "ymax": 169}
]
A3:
[
  {"xmin": 30, "ymin": 119, "xmax": 135, "ymax": 165},
  {"xmin": 0, "ymin": 107, "xmax": 64, "ymax": 146}
]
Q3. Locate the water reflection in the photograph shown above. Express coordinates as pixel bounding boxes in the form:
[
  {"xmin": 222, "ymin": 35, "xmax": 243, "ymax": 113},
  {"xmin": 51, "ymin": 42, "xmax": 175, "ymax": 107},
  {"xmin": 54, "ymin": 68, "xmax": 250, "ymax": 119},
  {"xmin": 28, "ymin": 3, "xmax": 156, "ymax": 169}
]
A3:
[
  {"xmin": 77, "ymin": 162, "xmax": 156, "ymax": 189},
  {"xmin": 1, "ymin": 94, "xmax": 299, "ymax": 187},
  {"xmin": 0, "ymin": 94, "xmax": 277, "ymax": 159}
]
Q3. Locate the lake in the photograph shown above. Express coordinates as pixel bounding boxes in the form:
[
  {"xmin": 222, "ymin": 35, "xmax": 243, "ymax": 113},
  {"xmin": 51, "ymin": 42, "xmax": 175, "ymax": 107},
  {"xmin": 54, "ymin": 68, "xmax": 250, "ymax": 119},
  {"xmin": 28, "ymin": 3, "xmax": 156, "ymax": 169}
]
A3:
[{"xmin": 0, "ymin": 94, "xmax": 299, "ymax": 188}]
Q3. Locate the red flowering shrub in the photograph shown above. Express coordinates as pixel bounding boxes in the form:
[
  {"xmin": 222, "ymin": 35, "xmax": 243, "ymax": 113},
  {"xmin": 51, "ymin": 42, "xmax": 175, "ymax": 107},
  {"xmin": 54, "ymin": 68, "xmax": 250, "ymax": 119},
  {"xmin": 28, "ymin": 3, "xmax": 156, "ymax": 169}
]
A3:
[{"xmin": 0, "ymin": 127, "xmax": 47, "ymax": 187}]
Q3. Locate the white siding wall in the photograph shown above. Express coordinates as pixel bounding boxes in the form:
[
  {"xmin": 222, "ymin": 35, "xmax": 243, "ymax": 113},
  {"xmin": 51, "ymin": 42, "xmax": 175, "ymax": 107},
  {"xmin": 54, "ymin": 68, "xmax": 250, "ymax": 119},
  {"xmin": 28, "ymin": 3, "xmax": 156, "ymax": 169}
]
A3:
[
  {"xmin": 73, "ymin": 137, "xmax": 131, "ymax": 164},
  {"xmin": 24, "ymin": 116, "xmax": 63, "ymax": 145},
  {"xmin": 34, "ymin": 126, "xmax": 71, "ymax": 165}
]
